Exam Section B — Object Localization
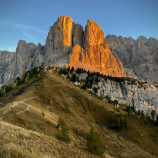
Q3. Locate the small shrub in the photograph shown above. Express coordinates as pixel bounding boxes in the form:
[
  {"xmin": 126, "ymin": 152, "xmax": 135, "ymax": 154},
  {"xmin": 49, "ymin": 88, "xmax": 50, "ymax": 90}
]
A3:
[
  {"xmin": 113, "ymin": 100, "xmax": 118, "ymax": 105},
  {"xmin": 41, "ymin": 110, "xmax": 45, "ymax": 117},
  {"xmin": 81, "ymin": 84, "xmax": 87, "ymax": 90},
  {"xmin": 111, "ymin": 114, "xmax": 127, "ymax": 129},
  {"xmin": 93, "ymin": 87, "xmax": 98, "ymax": 93}
]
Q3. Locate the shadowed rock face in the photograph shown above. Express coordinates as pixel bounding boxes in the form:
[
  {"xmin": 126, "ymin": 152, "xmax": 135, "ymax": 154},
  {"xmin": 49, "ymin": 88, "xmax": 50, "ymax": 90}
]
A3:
[
  {"xmin": 0, "ymin": 41, "xmax": 45, "ymax": 85},
  {"xmin": 45, "ymin": 15, "xmax": 74, "ymax": 54},
  {"xmin": 105, "ymin": 35, "xmax": 158, "ymax": 83},
  {"xmin": 0, "ymin": 51, "xmax": 15, "ymax": 84}
]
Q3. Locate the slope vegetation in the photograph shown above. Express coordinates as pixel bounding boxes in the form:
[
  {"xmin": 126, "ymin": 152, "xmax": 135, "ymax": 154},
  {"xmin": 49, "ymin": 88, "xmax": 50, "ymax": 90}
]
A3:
[{"xmin": 0, "ymin": 67, "xmax": 158, "ymax": 158}]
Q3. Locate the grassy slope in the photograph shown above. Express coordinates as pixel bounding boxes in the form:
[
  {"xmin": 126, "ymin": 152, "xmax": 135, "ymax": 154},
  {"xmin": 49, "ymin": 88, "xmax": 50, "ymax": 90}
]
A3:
[{"xmin": 0, "ymin": 70, "xmax": 158, "ymax": 158}]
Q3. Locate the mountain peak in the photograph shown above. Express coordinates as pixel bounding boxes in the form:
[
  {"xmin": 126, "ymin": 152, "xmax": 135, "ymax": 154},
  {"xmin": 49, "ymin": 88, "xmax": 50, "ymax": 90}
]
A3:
[
  {"xmin": 84, "ymin": 19, "xmax": 105, "ymax": 46},
  {"xmin": 67, "ymin": 17, "xmax": 124, "ymax": 77}
]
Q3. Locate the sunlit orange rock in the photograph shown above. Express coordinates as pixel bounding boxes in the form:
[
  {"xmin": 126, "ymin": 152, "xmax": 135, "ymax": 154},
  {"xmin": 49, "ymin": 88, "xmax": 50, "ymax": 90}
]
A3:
[
  {"xmin": 68, "ymin": 19, "xmax": 124, "ymax": 77},
  {"xmin": 69, "ymin": 44, "xmax": 82, "ymax": 66},
  {"xmin": 58, "ymin": 15, "xmax": 74, "ymax": 46}
]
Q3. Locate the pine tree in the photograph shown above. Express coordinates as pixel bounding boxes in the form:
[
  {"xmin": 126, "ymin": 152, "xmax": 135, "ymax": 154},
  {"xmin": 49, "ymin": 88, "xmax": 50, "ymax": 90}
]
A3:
[
  {"xmin": 50, "ymin": 97, "xmax": 53, "ymax": 105},
  {"xmin": 41, "ymin": 110, "xmax": 45, "ymax": 116},
  {"xmin": 71, "ymin": 74, "xmax": 76, "ymax": 82},
  {"xmin": 12, "ymin": 81, "xmax": 18, "ymax": 89},
  {"xmin": 141, "ymin": 111, "xmax": 145, "ymax": 118},
  {"xmin": 86, "ymin": 125, "xmax": 104, "ymax": 155},
  {"xmin": 56, "ymin": 117, "xmax": 70, "ymax": 143},
  {"xmin": 115, "ymin": 114, "xmax": 127, "ymax": 129},
  {"xmin": 29, "ymin": 70, "xmax": 34, "ymax": 79},
  {"xmin": 151, "ymin": 110, "xmax": 156, "ymax": 120},
  {"xmin": 146, "ymin": 112, "xmax": 151, "ymax": 120},
  {"xmin": 93, "ymin": 87, "xmax": 98, "ymax": 93},
  {"xmin": 33, "ymin": 67, "xmax": 39, "ymax": 74},
  {"xmin": 156, "ymin": 115, "xmax": 158, "ymax": 126},
  {"xmin": 137, "ymin": 109, "xmax": 141, "ymax": 115},
  {"xmin": 70, "ymin": 67, "xmax": 74, "ymax": 73},
  {"xmin": 1, "ymin": 89, "xmax": 6, "ymax": 96},
  {"xmin": 21, "ymin": 70, "xmax": 27, "ymax": 82},
  {"xmin": 25, "ymin": 72, "xmax": 30, "ymax": 83},
  {"xmin": 128, "ymin": 107, "xmax": 133, "ymax": 115},
  {"xmin": 16, "ymin": 77, "xmax": 22, "ymax": 85}
]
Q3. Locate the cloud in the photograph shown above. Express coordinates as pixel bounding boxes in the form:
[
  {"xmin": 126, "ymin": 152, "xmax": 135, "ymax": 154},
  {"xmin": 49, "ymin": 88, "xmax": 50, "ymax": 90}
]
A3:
[
  {"xmin": 23, "ymin": 31, "xmax": 37, "ymax": 42},
  {"xmin": 0, "ymin": 20, "xmax": 47, "ymax": 34}
]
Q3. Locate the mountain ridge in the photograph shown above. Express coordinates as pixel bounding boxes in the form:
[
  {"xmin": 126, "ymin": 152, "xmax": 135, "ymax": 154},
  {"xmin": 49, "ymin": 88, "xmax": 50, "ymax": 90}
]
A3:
[{"xmin": 105, "ymin": 35, "xmax": 158, "ymax": 83}]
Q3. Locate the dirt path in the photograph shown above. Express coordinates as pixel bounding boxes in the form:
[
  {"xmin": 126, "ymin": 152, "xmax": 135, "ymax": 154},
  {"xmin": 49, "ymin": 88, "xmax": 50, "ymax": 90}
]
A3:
[{"xmin": 0, "ymin": 96, "xmax": 58, "ymax": 125}]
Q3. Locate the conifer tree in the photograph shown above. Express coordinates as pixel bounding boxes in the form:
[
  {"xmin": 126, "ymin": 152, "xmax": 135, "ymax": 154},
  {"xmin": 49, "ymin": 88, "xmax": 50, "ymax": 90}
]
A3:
[
  {"xmin": 16, "ymin": 77, "xmax": 22, "ymax": 85},
  {"xmin": 12, "ymin": 81, "xmax": 18, "ymax": 89},
  {"xmin": 70, "ymin": 67, "xmax": 74, "ymax": 73},
  {"xmin": 21, "ymin": 70, "xmax": 27, "ymax": 82},
  {"xmin": 56, "ymin": 117, "xmax": 70, "ymax": 143},
  {"xmin": 151, "ymin": 110, "xmax": 156, "ymax": 120},
  {"xmin": 86, "ymin": 125, "xmax": 104, "ymax": 155},
  {"xmin": 25, "ymin": 72, "xmax": 30, "ymax": 83},
  {"xmin": 71, "ymin": 74, "xmax": 76, "ymax": 82},
  {"xmin": 156, "ymin": 115, "xmax": 158, "ymax": 126},
  {"xmin": 50, "ymin": 97, "xmax": 53, "ymax": 105},
  {"xmin": 1, "ymin": 89, "xmax": 6, "ymax": 96}
]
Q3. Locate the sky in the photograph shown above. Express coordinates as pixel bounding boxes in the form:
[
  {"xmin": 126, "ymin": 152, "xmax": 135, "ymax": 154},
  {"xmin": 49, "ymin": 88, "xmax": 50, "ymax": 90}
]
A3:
[{"xmin": 0, "ymin": 0, "xmax": 158, "ymax": 52}]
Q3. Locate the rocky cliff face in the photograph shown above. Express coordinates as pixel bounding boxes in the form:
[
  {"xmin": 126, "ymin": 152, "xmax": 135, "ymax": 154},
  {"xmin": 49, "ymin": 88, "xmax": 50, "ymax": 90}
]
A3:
[
  {"xmin": 0, "ymin": 51, "xmax": 15, "ymax": 85},
  {"xmin": 68, "ymin": 20, "xmax": 124, "ymax": 77},
  {"xmin": 106, "ymin": 35, "xmax": 158, "ymax": 83},
  {"xmin": 76, "ymin": 72, "xmax": 158, "ymax": 114},
  {"xmin": 44, "ymin": 16, "xmax": 74, "ymax": 66},
  {"xmin": 97, "ymin": 78, "xmax": 158, "ymax": 114},
  {"xmin": 0, "ymin": 41, "xmax": 45, "ymax": 85}
]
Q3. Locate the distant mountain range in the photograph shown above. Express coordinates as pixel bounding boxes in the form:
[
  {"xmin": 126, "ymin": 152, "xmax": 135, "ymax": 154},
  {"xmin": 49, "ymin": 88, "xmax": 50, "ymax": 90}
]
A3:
[{"xmin": 0, "ymin": 15, "xmax": 158, "ymax": 86}]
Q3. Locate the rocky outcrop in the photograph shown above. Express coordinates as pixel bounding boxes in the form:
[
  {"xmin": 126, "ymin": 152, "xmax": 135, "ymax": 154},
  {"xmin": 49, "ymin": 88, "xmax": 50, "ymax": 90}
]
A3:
[
  {"xmin": 97, "ymin": 78, "xmax": 158, "ymax": 114},
  {"xmin": 77, "ymin": 72, "xmax": 158, "ymax": 114},
  {"xmin": 68, "ymin": 20, "xmax": 124, "ymax": 77},
  {"xmin": 106, "ymin": 35, "xmax": 158, "ymax": 83}
]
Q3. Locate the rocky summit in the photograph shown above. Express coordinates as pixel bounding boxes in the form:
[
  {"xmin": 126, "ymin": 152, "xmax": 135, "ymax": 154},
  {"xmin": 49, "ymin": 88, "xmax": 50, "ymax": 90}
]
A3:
[{"xmin": 68, "ymin": 19, "xmax": 124, "ymax": 77}]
